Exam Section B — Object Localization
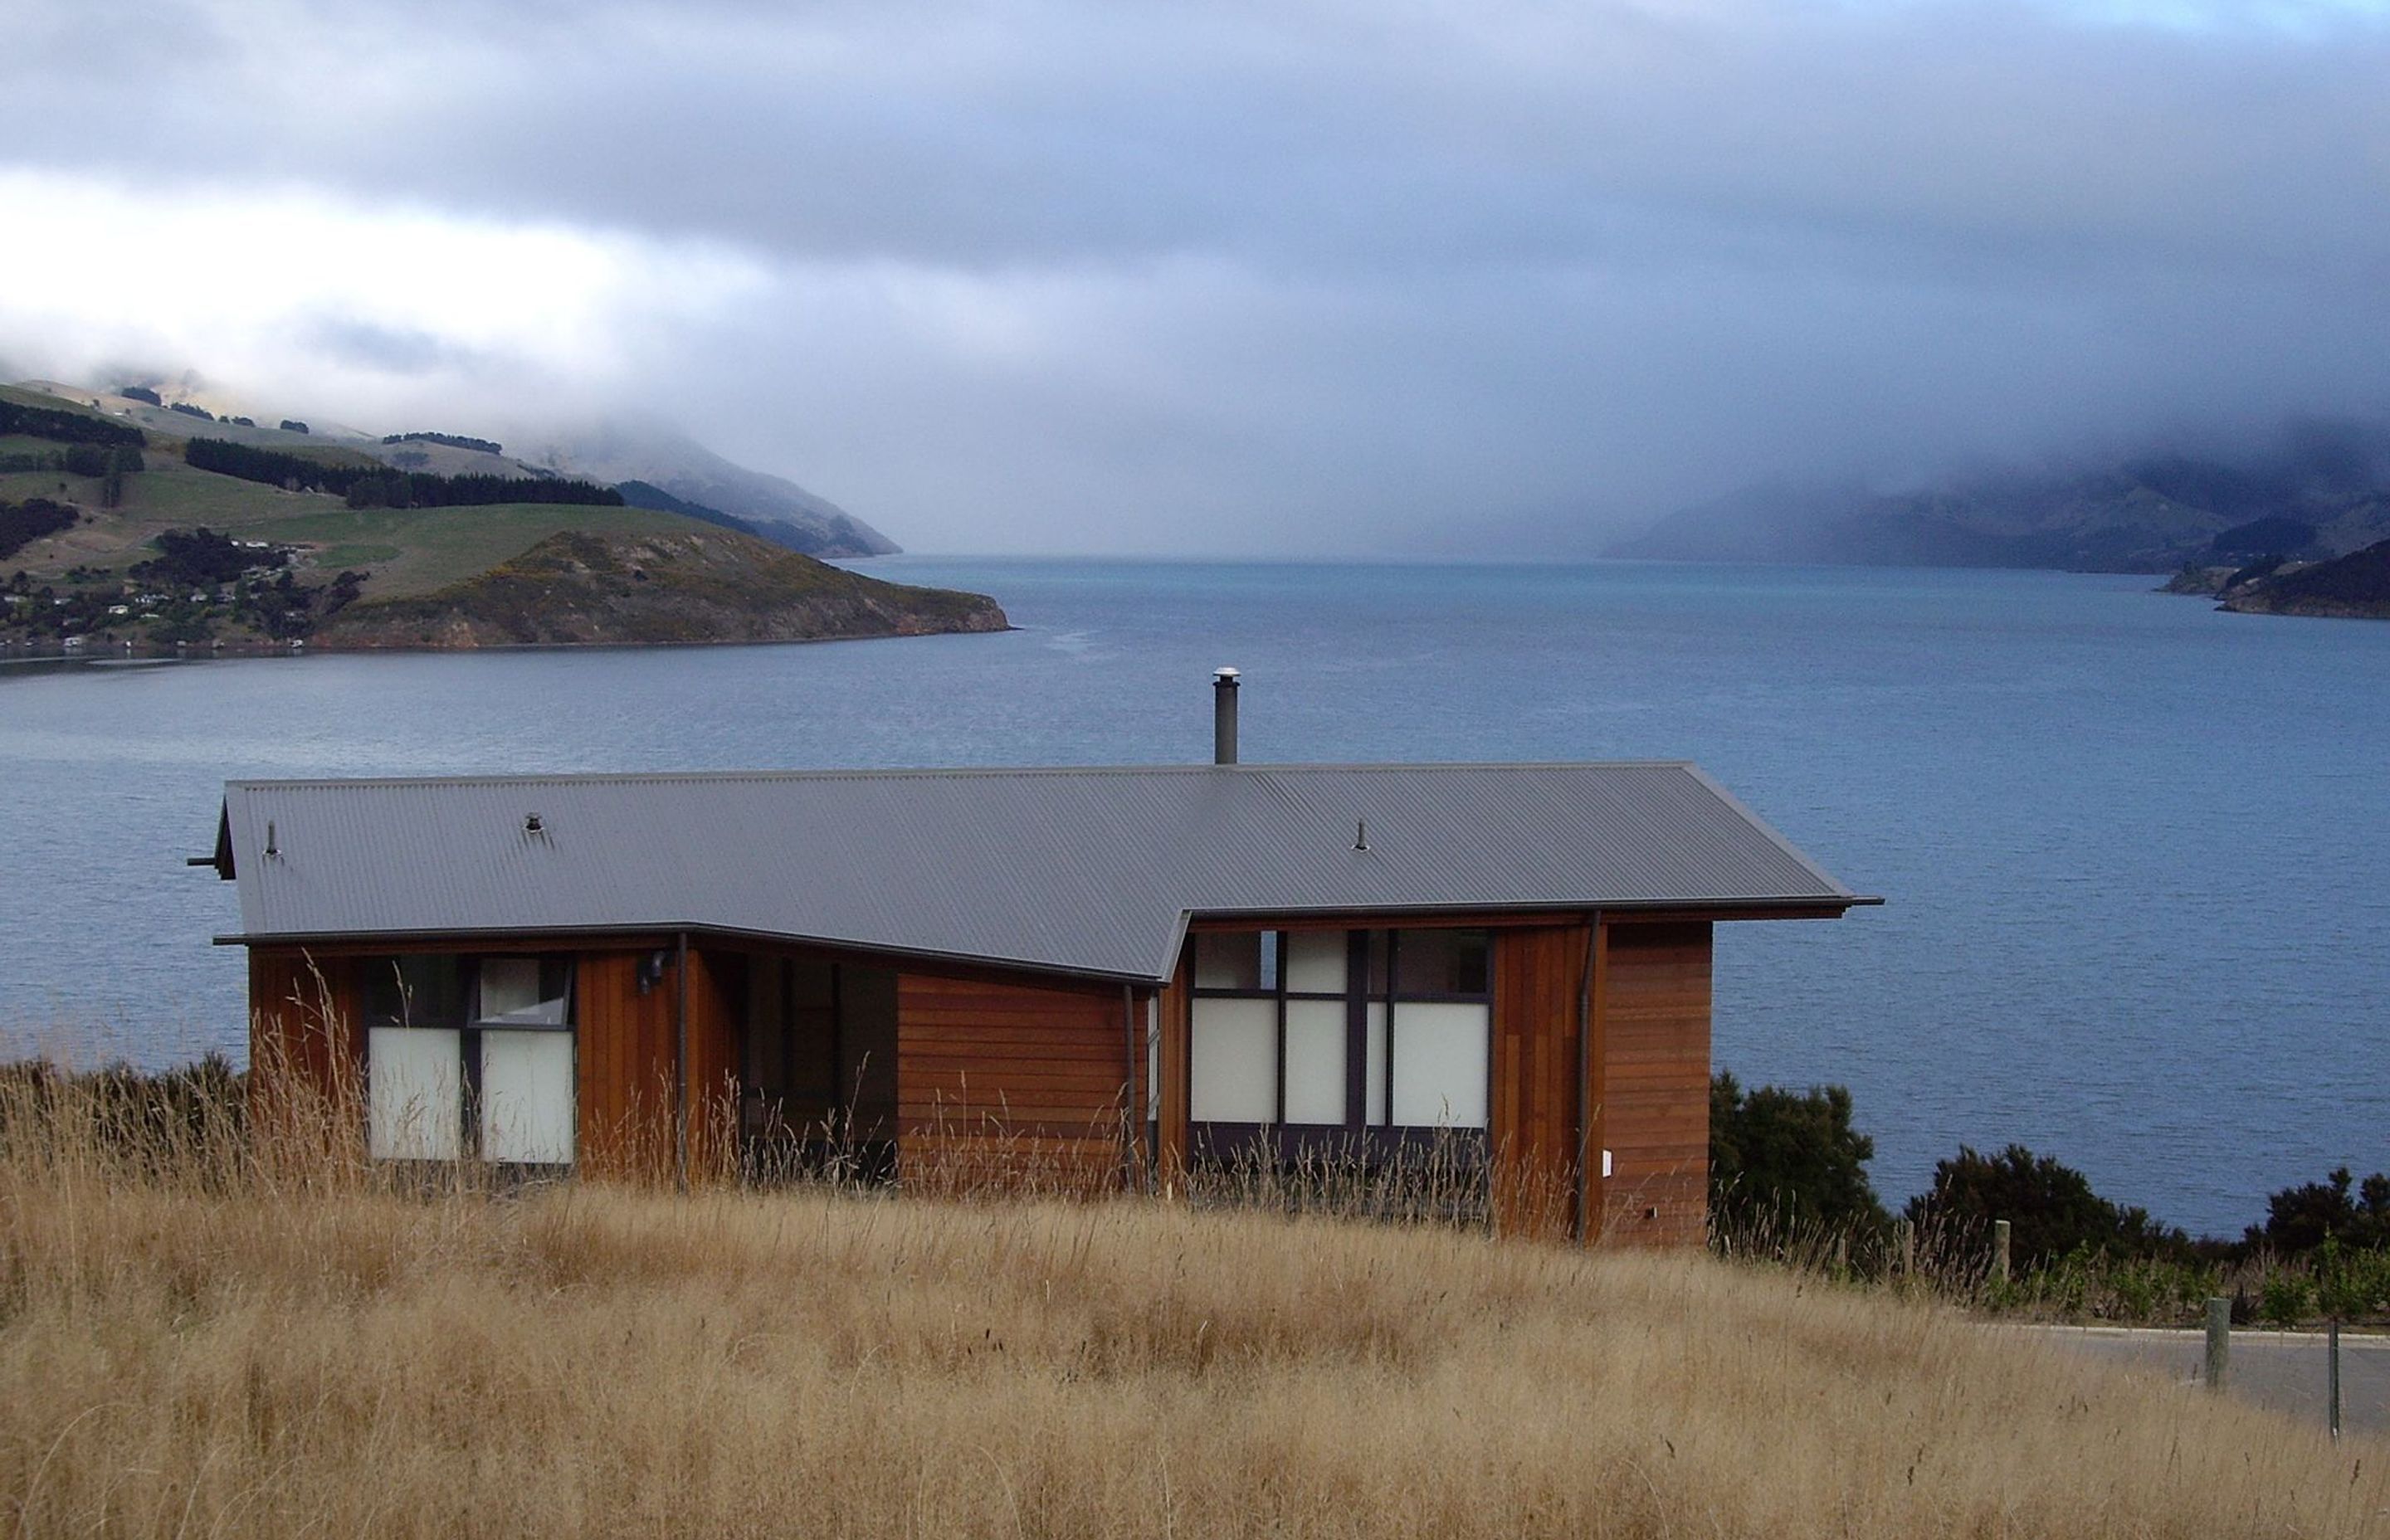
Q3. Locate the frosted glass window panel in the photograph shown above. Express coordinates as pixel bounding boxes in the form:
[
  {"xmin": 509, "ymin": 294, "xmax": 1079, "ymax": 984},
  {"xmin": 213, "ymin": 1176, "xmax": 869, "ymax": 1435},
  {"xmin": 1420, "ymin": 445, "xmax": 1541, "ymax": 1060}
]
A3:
[
  {"xmin": 479, "ymin": 958, "xmax": 543, "ymax": 1020},
  {"xmin": 1284, "ymin": 930, "xmax": 1348, "ymax": 995},
  {"xmin": 1190, "ymin": 998, "xmax": 1276, "ymax": 1123},
  {"xmin": 368, "ymin": 1027, "xmax": 461, "ymax": 1160},
  {"xmin": 1193, "ymin": 933, "xmax": 1262, "ymax": 991},
  {"xmin": 480, "ymin": 1030, "xmax": 577, "ymax": 1164},
  {"xmin": 1389, "ymin": 1002, "xmax": 1489, "ymax": 1128},
  {"xmin": 1364, "ymin": 1002, "xmax": 1388, "ymax": 1128},
  {"xmin": 1281, "ymin": 1000, "xmax": 1347, "ymax": 1124}
]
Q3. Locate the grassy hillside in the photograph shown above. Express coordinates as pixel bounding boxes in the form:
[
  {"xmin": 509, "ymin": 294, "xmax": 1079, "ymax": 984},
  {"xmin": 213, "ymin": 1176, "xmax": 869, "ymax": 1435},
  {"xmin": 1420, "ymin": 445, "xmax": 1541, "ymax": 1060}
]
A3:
[
  {"xmin": 316, "ymin": 525, "xmax": 1008, "ymax": 646},
  {"xmin": 222, "ymin": 501, "xmax": 735, "ymax": 597},
  {"xmin": 2, "ymin": 427, "xmax": 1002, "ymax": 647},
  {"xmin": 0, "ymin": 1070, "xmax": 2378, "ymax": 1539}
]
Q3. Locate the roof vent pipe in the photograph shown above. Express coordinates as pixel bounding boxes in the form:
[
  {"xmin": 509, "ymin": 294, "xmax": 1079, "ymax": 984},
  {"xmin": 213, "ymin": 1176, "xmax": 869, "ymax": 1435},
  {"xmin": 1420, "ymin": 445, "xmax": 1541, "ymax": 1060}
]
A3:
[{"xmin": 1212, "ymin": 667, "xmax": 1240, "ymax": 765}]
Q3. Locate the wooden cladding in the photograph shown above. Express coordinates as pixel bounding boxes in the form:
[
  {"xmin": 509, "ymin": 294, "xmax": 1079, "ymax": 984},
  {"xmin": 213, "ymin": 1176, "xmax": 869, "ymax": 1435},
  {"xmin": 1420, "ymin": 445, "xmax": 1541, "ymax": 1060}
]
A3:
[
  {"xmin": 897, "ymin": 972, "xmax": 1141, "ymax": 1190},
  {"xmin": 1489, "ymin": 924, "xmax": 1592, "ymax": 1241},
  {"xmin": 1597, "ymin": 921, "xmax": 1712, "ymax": 1248},
  {"xmin": 240, "ymin": 914, "xmax": 1725, "ymax": 1248},
  {"xmin": 1485, "ymin": 920, "xmax": 1713, "ymax": 1248},
  {"xmin": 248, "ymin": 948, "xmax": 362, "ymax": 1148}
]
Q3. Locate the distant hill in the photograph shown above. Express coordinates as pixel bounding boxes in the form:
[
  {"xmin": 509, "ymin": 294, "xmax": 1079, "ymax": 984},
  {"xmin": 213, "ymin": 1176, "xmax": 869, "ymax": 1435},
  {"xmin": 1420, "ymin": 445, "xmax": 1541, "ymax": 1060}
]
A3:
[
  {"xmin": 316, "ymin": 528, "xmax": 1003, "ymax": 649},
  {"xmin": 2210, "ymin": 539, "xmax": 2390, "ymax": 621},
  {"xmin": 1610, "ymin": 423, "xmax": 2390, "ymax": 574},
  {"xmin": 510, "ymin": 419, "xmax": 900, "ymax": 558},
  {"xmin": 0, "ymin": 384, "xmax": 1001, "ymax": 651},
  {"xmin": 12, "ymin": 378, "xmax": 899, "ymax": 558}
]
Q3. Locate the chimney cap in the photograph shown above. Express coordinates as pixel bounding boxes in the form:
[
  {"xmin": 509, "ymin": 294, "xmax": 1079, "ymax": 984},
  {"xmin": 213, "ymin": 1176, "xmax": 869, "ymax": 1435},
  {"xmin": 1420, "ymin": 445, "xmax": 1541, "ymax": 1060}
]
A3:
[{"xmin": 1213, "ymin": 665, "xmax": 1241, "ymax": 682}]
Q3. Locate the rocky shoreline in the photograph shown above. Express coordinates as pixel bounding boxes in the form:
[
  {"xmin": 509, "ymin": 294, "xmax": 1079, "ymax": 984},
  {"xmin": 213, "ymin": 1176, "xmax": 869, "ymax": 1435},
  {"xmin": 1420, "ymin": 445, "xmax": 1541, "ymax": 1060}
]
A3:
[{"xmin": 2159, "ymin": 539, "xmax": 2390, "ymax": 620}]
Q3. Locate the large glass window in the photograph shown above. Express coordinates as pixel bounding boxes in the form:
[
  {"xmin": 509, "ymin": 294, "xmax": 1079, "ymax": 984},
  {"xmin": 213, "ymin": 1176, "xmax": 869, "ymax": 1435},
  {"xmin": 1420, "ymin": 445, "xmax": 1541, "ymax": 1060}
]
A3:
[
  {"xmin": 363, "ymin": 954, "xmax": 575, "ymax": 1165},
  {"xmin": 1188, "ymin": 928, "xmax": 1490, "ymax": 1134}
]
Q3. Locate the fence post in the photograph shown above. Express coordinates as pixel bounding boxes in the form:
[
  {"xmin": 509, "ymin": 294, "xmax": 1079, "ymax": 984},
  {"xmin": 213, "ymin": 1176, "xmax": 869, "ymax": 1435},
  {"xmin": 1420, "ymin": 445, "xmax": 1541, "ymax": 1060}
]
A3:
[
  {"xmin": 2204, "ymin": 1297, "xmax": 2231, "ymax": 1393},
  {"xmin": 1991, "ymin": 1219, "xmax": 2012, "ymax": 1285},
  {"xmin": 2328, "ymin": 1318, "xmax": 2342, "ymax": 1441},
  {"xmin": 1895, "ymin": 1218, "xmax": 1915, "ymax": 1278}
]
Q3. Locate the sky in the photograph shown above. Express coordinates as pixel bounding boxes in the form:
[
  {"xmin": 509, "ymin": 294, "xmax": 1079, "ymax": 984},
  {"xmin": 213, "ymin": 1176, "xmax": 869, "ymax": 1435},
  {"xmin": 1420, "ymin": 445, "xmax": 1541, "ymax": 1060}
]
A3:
[{"xmin": 2, "ymin": 0, "xmax": 2388, "ymax": 555}]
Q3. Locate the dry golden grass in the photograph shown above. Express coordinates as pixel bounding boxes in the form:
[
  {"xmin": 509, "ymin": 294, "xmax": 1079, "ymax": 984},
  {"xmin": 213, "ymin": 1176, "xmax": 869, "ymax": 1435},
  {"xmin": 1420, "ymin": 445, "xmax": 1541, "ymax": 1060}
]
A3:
[{"xmin": 1, "ymin": 1075, "xmax": 2382, "ymax": 1538}]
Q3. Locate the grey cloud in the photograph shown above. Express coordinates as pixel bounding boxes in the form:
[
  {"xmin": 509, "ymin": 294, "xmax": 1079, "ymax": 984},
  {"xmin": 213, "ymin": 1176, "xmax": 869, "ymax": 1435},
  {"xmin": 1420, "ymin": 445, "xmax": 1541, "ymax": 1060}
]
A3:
[
  {"xmin": 304, "ymin": 316, "xmax": 485, "ymax": 376},
  {"xmin": 3, "ymin": 0, "xmax": 2388, "ymax": 553}
]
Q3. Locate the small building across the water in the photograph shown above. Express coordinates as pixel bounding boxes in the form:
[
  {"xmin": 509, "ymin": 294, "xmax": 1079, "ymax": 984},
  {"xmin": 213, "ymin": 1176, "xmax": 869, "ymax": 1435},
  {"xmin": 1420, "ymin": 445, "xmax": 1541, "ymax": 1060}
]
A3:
[{"xmin": 202, "ymin": 673, "xmax": 1875, "ymax": 1245}]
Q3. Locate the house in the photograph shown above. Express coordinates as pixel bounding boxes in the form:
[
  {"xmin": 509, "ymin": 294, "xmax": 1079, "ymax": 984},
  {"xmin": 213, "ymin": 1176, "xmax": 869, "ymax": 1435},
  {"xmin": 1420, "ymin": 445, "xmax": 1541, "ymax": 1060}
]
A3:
[{"xmin": 202, "ymin": 672, "xmax": 1875, "ymax": 1245}]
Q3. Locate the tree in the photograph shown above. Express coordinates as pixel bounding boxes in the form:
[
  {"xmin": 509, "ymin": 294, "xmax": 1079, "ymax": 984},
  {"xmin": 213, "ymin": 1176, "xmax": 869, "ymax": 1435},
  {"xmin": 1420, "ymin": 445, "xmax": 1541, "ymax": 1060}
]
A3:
[
  {"xmin": 1906, "ymin": 1144, "xmax": 2188, "ymax": 1270},
  {"xmin": 62, "ymin": 443, "xmax": 109, "ymax": 479},
  {"xmin": 1710, "ymin": 1072, "xmax": 1891, "ymax": 1242},
  {"xmin": 100, "ymin": 446, "xmax": 143, "ymax": 509},
  {"xmin": 2246, "ymin": 1167, "xmax": 2390, "ymax": 1255}
]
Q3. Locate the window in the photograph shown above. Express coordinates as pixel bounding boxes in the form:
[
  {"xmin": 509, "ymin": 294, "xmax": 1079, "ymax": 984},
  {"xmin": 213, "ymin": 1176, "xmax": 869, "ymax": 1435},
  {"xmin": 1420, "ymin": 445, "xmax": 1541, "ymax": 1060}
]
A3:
[
  {"xmin": 1188, "ymin": 928, "xmax": 1490, "ymax": 1137},
  {"xmin": 363, "ymin": 954, "xmax": 575, "ymax": 1165}
]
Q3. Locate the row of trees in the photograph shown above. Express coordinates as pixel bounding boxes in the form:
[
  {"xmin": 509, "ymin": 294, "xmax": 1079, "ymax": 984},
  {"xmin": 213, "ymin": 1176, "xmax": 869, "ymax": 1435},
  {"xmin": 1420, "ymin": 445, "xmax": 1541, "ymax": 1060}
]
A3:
[
  {"xmin": 183, "ymin": 437, "xmax": 621, "ymax": 509},
  {"xmin": 381, "ymin": 431, "xmax": 502, "ymax": 455},
  {"xmin": 0, "ymin": 400, "xmax": 146, "ymax": 448},
  {"xmin": 339, "ymin": 470, "xmax": 622, "ymax": 510},
  {"xmin": 1709, "ymin": 1071, "xmax": 2386, "ymax": 1270}
]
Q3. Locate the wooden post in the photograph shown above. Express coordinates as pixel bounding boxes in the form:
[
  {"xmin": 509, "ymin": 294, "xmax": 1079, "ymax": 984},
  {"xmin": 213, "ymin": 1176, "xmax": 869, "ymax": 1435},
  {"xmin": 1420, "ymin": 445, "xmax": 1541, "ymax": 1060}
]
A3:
[
  {"xmin": 1895, "ymin": 1219, "xmax": 1915, "ymax": 1277},
  {"xmin": 1991, "ymin": 1219, "xmax": 2012, "ymax": 1285},
  {"xmin": 2204, "ymin": 1297, "xmax": 2231, "ymax": 1392},
  {"xmin": 2328, "ymin": 1318, "xmax": 2342, "ymax": 1440}
]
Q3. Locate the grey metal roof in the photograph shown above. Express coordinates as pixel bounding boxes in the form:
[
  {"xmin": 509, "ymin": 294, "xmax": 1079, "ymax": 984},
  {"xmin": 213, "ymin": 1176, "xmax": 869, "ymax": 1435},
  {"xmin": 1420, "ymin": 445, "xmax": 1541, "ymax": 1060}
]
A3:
[{"xmin": 212, "ymin": 763, "xmax": 1874, "ymax": 982}]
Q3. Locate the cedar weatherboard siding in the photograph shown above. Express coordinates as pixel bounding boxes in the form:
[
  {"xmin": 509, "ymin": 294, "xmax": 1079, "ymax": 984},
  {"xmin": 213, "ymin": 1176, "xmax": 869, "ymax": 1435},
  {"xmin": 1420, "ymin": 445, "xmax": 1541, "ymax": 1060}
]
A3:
[
  {"xmin": 248, "ymin": 948, "xmax": 361, "ymax": 1135},
  {"xmin": 897, "ymin": 972, "xmax": 1142, "ymax": 1187},
  {"xmin": 572, "ymin": 951, "xmax": 676, "ymax": 1179},
  {"xmin": 1599, "ymin": 921, "xmax": 1712, "ymax": 1247},
  {"xmin": 1490, "ymin": 924, "xmax": 1593, "ymax": 1241}
]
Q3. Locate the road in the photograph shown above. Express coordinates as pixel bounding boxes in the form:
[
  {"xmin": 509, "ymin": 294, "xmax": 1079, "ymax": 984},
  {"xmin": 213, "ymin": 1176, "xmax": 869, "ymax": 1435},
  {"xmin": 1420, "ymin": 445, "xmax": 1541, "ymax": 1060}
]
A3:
[{"xmin": 2022, "ymin": 1324, "xmax": 2390, "ymax": 1435}]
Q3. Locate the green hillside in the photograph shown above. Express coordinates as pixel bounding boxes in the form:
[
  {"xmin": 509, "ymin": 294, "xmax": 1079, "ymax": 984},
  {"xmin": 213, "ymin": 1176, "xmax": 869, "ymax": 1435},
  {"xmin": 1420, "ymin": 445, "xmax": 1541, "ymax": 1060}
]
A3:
[
  {"xmin": 221, "ymin": 503, "xmax": 740, "ymax": 598},
  {"xmin": 1, "ymin": 407, "xmax": 1005, "ymax": 650}
]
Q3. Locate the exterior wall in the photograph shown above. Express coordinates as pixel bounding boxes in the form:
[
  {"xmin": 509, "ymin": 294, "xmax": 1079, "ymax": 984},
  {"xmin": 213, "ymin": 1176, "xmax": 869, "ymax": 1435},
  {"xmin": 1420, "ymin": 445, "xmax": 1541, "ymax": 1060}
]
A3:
[
  {"xmin": 241, "ymin": 914, "xmax": 1721, "ymax": 1242},
  {"xmin": 244, "ymin": 939, "xmax": 729, "ymax": 1183},
  {"xmin": 573, "ymin": 950, "xmax": 677, "ymax": 1179},
  {"xmin": 1598, "ymin": 921, "xmax": 1713, "ymax": 1247},
  {"xmin": 895, "ymin": 971, "xmax": 1141, "ymax": 1191},
  {"xmin": 563, "ymin": 943, "xmax": 740, "ymax": 1182},
  {"xmin": 248, "ymin": 948, "xmax": 361, "ymax": 1143},
  {"xmin": 1489, "ymin": 924, "xmax": 1593, "ymax": 1240},
  {"xmin": 1155, "ymin": 958, "xmax": 1192, "ymax": 1186}
]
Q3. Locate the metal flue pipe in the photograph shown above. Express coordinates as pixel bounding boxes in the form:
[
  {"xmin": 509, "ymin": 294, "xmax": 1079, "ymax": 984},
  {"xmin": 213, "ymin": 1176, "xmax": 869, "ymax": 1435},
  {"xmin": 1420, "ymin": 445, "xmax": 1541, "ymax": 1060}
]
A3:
[{"xmin": 1212, "ymin": 667, "xmax": 1241, "ymax": 765}]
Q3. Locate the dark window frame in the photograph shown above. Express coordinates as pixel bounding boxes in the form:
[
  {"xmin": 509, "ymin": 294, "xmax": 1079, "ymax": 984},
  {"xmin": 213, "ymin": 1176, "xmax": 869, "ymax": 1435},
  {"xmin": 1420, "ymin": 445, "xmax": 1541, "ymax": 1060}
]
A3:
[
  {"xmin": 360, "ymin": 951, "xmax": 578, "ymax": 1166},
  {"xmin": 1190, "ymin": 927, "xmax": 1492, "ymax": 1138}
]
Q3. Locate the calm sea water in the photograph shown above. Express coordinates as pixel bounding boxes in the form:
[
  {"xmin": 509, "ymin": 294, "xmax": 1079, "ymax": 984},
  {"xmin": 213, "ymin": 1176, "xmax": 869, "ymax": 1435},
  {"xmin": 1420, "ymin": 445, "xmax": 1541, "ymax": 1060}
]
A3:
[{"xmin": 1, "ymin": 558, "xmax": 2383, "ymax": 1236}]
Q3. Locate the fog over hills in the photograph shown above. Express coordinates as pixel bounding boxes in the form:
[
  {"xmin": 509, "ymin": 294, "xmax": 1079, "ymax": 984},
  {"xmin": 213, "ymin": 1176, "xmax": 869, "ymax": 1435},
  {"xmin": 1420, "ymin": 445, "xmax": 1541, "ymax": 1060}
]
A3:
[
  {"xmin": 1610, "ymin": 422, "xmax": 2390, "ymax": 574},
  {"xmin": 16, "ymin": 374, "xmax": 895, "ymax": 558},
  {"xmin": 5, "ymin": 2, "xmax": 2389, "ymax": 554}
]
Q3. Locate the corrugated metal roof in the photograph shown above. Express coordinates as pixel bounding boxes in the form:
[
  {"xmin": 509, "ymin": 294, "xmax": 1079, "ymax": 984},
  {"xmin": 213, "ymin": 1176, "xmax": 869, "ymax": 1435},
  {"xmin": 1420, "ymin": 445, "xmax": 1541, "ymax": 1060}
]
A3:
[{"xmin": 213, "ymin": 763, "xmax": 1873, "ymax": 982}]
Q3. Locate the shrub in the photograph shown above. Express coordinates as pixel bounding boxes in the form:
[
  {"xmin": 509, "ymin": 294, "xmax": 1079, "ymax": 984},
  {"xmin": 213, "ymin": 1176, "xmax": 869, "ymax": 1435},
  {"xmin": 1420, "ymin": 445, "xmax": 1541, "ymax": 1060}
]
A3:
[
  {"xmin": 1906, "ymin": 1144, "xmax": 2188, "ymax": 1273},
  {"xmin": 1710, "ymin": 1073, "xmax": 1891, "ymax": 1250},
  {"xmin": 2259, "ymin": 1270, "xmax": 2314, "ymax": 1328},
  {"xmin": 2246, "ymin": 1167, "xmax": 2390, "ymax": 1255}
]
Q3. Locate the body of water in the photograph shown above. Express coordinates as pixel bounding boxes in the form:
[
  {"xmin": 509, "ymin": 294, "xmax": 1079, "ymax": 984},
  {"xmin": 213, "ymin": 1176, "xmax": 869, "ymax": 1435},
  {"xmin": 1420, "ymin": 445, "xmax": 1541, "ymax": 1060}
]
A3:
[{"xmin": 1, "ymin": 557, "xmax": 2382, "ymax": 1237}]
